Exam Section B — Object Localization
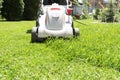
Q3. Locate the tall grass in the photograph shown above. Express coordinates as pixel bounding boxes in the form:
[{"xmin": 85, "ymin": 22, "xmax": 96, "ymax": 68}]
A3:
[{"xmin": 0, "ymin": 20, "xmax": 120, "ymax": 79}]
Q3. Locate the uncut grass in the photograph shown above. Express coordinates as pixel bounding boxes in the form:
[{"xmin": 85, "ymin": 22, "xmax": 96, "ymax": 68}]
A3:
[
  {"xmin": 0, "ymin": 20, "xmax": 120, "ymax": 79},
  {"xmin": 74, "ymin": 20, "xmax": 120, "ymax": 70}
]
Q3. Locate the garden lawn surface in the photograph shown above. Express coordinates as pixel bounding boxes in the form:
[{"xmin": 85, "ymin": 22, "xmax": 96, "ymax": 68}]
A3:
[{"xmin": 0, "ymin": 20, "xmax": 120, "ymax": 80}]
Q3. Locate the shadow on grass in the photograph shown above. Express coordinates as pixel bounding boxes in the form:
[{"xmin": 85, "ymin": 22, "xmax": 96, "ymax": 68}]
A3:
[
  {"xmin": 30, "ymin": 36, "xmax": 79, "ymax": 44},
  {"xmin": 0, "ymin": 19, "xmax": 35, "ymax": 22},
  {"xmin": 0, "ymin": 19, "xmax": 22, "ymax": 22},
  {"xmin": 0, "ymin": 19, "xmax": 8, "ymax": 22},
  {"xmin": 26, "ymin": 29, "xmax": 32, "ymax": 34}
]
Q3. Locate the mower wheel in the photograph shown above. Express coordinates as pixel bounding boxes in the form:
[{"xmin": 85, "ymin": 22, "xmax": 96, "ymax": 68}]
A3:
[
  {"xmin": 38, "ymin": 38, "xmax": 46, "ymax": 42},
  {"xmin": 31, "ymin": 32, "xmax": 37, "ymax": 43},
  {"xmin": 72, "ymin": 22, "xmax": 76, "ymax": 36},
  {"xmin": 36, "ymin": 18, "xmax": 40, "ymax": 27},
  {"xmin": 31, "ymin": 27, "xmax": 37, "ymax": 43},
  {"xmin": 74, "ymin": 28, "xmax": 80, "ymax": 36}
]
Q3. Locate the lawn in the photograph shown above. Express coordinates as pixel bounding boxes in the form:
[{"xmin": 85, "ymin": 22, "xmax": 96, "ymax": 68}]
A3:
[{"xmin": 0, "ymin": 19, "xmax": 120, "ymax": 80}]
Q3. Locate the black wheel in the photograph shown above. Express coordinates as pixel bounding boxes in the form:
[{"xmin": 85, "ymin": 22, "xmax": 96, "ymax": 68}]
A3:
[
  {"xmin": 74, "ymin": 28, "xmax": 80, "ymax": 36},
  {"xmin": 31, "ymin": 32, "xmax": 37, "ymax": 43},
  {"xmin": 38, "ymin": 38, "xmax": 46, "ymax": 43},
  {"xmin": 36, "ymin": 18, "xmax": 40, "ymax": 27},
  {"xmin": 72, "ymin": 22, "xmax": 80, "ymax": 37},
  {"xmin": 72, "ymin": 21, "xmax": 76, "ymax": 36}
]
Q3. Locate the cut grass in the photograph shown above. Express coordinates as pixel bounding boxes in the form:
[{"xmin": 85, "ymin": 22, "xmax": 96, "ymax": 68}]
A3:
[{"xmin": 0, "ymin": 20, "xmax": 120, "ymax": 80}]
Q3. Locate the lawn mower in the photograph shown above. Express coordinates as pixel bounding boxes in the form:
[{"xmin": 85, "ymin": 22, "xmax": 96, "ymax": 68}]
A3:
[{"xmin": 31, "ymin": 0, "xmax": 80, "ymax": 42}]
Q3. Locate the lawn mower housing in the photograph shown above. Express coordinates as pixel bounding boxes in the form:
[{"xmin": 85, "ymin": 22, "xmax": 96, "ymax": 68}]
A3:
[{"xmin": 31, "ymin": 0, "xmax": 80, "ymax": 42}]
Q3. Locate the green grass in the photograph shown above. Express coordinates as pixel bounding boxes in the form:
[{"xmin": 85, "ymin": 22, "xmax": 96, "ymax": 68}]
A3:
[{"xmin": 0, "ymin": 20, "xmax": 120, "ymax": 80}]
